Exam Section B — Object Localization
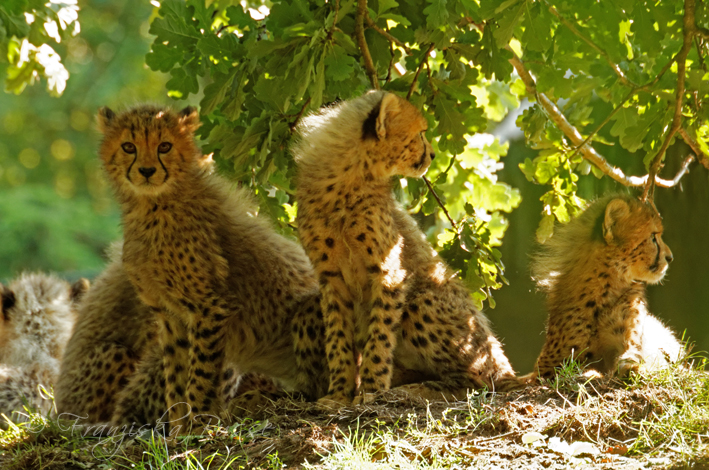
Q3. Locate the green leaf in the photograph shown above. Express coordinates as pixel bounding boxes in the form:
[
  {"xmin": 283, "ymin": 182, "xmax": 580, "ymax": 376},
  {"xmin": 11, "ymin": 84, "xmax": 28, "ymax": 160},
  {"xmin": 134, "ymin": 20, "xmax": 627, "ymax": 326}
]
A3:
[
  {"xmin": 324, "ymin": 45, "xmax": 356, "ymax": 82},
  {"xmin": 166, "ymin": 67, "xmax": 199, "ymax": 98},
  {"xmin": 522, "ymin": 3, "xmax": 552, "ymax": 53},
  {"xmin": 423, "ymin": 0, "xmax": 449, "ymax": 28},
  {"xmin": 494, "ymin": 0, "xmax": 524, "ymax": 46},
  {"xmin": 377, "ymin": 0, "xmax": 399, "ymax": 15},
  {"xmin": 200, "ymin": 69, "xmax": 236, "ymax": 115},
  {"xmin": 145, "ymin": 43, "xmax": 183, "ymax": 72},
  {"xmin": 536, "ymin": 213, "xmax": 555, "ymax": 244}
]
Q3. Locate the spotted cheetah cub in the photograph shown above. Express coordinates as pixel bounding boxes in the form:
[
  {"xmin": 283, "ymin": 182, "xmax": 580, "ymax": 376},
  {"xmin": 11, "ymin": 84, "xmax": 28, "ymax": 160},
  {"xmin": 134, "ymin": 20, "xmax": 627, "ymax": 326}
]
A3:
[
  {"xmin": 98, "ymin": 105, "xmax": 327, "ymax": 432},
  {"xmin": 294, "ymin": 91, "xmax": 517, "ymax": 404},
  {"xmin": 55, "ymin": 245, "xmax": 158, "ymax": 423},
  {"xmin": 0, "ymin": 273, "xmax": 87, "ymax": 427},
  {"xmin": 527, "ymin": 195, "xmax": 682, "ymax": 380}
]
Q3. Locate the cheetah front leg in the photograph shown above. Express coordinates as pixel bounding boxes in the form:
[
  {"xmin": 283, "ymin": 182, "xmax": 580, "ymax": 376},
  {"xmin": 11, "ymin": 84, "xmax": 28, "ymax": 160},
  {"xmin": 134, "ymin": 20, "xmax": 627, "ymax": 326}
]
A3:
[
  {"xmin": 183, "ymin": 295, "xmax": 230, "ymax": 431},
  {"xmin": 612, "ymin": 295, "xmax": 644, "ymax": 377},
  {"xmin": 532, "ymin": 318, "xmax": 592, "ymax": 380},
  {"xmin": 157, "ymin": 312, "xmax": 192, "ymax": 433},
  {"xmin": 317, "ymin": 277, "xmax": 357, "ymax": 406},
  {"xmin": 355, "ymin": 263, "xmax": 407, "ymax": 404}
]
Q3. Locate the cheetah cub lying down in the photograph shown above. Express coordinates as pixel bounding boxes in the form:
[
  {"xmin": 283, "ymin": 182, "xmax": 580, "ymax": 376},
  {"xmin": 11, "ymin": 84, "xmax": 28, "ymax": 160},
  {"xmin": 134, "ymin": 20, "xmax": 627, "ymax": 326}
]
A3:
[
  {"xmin": 294, "ymin": 91, "xmax": 518, "ymax": 405},
  {"xmin": 0, "ymin": 273, "xmax": 87, "ymax": 427},
  {"xmin": 527, "ymin": 195, "xmax": 682, "ymax": 380},
  {"xmin": 98, "ymin": 105, "xmax": 327, "ymax": 432}
]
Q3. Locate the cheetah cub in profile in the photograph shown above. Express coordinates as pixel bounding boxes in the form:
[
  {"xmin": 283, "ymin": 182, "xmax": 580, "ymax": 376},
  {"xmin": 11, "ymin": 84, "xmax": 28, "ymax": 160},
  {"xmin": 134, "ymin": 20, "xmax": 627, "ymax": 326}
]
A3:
[
  {"xmin": 98, "ymin": 105, "xmax": 327, "ymax": 432},
  {"xmin": 294, "ymin": 91, "xmax": 518, "ymax": 405},
  {"xmin": 0, "ymin": 273, "xmax": 87, "ymax": 427},
  {"xmin": 527, "ymin": 195, "xmax": 682, "ymax": 380}
]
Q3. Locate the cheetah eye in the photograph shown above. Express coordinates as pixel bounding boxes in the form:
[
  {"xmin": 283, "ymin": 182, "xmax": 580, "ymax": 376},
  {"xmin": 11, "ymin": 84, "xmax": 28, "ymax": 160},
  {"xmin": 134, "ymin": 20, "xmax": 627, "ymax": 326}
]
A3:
[
  {"xmin": 121, "ymin": 142, "xmax": 136, "ymax": 154},
  {"xmin": 158, "ymin": 142, "xmax": 172, "ymax": 154}
]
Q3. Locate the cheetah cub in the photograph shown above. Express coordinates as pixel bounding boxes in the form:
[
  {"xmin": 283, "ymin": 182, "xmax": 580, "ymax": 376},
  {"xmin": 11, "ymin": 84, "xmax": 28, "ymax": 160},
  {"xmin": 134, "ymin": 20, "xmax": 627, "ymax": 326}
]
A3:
[
  {"xmin": 55, "ymin": 245, "xmax": 158, "ymax": 423},
  {"xmin": 294, "ymin": 91, "xmax": 517, "ymax": 405},
  {"xmin": 0, "ymin": 273, "xmax": 87, "ymax": 427},
  {"xmin": 527, "ymin": 195, "xmax": 682, "ymax": 380},
  {"xmin": 98, "ymin": 105, "xmax": 327, "ymax": 432}
]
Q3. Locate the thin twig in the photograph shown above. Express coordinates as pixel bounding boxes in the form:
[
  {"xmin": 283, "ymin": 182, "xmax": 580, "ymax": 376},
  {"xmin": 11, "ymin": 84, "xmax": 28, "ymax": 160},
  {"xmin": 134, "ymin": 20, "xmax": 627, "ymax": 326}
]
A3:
[
  {"xmin": 547, "ymin": 3, "xmax": 636, "ymax": 88},
  {"xmin": 407, "ymin": 44, "xmax": 434, "ymax": 99},
  {"xmin": 327, "ymin": 0, "xmax": 340, "ymax": 39},
  {"xmin": 356, "ymin": 0, "xmax": 379, "ymax": 89},
  {"xmin": 679, "ymin": 128, "xmax": 709, "ymax": 169},
  {"xmin": 423, "ymin": 176, "xmax": 457, "ymax": 229},
  {"xmin": 365, "ymin": 14, "xmax": 411, "ymax": 53},
  {"xmin": 643, "ymin": 0, "xmax": 696, "ymax": 201},
  {"xmin": 568, "ymin": 88, "xmax": 636, "ymax": 160},
  {"xmin": 509, "ymin": 53, "xmax": 694, "ymax": 189},
  {"xmin": 288, "ymin": 97, "xmax": 312, "ymax": 132}
]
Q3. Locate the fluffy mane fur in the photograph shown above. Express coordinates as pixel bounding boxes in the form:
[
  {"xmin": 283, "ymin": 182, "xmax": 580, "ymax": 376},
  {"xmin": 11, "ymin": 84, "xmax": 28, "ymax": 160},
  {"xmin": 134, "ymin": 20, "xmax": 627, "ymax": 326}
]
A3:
[{"xmin": 532, "ymin": 195, "xmax": 633, "ymax": 291}]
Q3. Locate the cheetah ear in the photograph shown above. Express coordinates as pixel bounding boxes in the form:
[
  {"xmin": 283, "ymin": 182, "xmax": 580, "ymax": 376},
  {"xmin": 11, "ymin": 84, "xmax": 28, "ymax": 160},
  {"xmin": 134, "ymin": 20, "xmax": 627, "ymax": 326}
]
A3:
[
  {"xmin": 603, "ymin": 199, "xmax": 630, "ymax": 244},
  {"xmin": 178, "ymin": 106, "xmax": 201, "ymax": 132},
  {"xmin": 375, "ymin": 93, "xmax": 401, "ymax": 140},
  {"xmin": 97, "ymin": 107, "xmax": 115, "ymax": 133},
  {"xmin": 70, "ymin": 278, "xmax": 90, "ymax": 304},
  {"xmin": 0, "ymin": 285, "xmax": 15, "ymax": 322}
]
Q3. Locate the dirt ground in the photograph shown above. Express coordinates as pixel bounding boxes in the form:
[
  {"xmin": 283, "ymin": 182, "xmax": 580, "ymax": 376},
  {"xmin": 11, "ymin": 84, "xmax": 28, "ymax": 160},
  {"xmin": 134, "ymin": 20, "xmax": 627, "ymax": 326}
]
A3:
[{"xmin": 1, "ymin": 373, "xmax": 708, "ymax": 470}]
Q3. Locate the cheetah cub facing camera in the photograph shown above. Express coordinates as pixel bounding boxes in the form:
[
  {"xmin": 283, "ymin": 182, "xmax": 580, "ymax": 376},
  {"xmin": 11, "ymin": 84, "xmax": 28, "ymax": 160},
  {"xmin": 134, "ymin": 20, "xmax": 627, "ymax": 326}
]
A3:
[
  {"xmin": 0, "ymin": 273, "xmax": 87, "ymax": 427},
  {"xmin": 98, "ymin": 105, "xmax": 327, "ymax": 432},
  {"xmin": 294, "ymin": 91, "xmax": 518, "ymax": 405},
  {"xmin": 527, "ymin": 195, "xmax": 682, "ymax": 380}
]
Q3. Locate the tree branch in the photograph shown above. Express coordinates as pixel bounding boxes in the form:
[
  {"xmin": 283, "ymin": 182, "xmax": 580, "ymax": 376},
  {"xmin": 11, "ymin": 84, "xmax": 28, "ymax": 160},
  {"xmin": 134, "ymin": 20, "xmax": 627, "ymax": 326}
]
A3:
[
  {"xmin": 365, "ymin": 14, "xmax": 410, "ymax": 53},
  {"xmin": 643, "ymin": 0, "xmax": 696, "ymax": 201},
  {"xmin": 356, "ymin": 0, "xmax": 379, "ymax": 89},
  {"xmin": 509, "ymin": 53, "xmax": 695, "ymax": 189},
  {"xmin": 568, "ymin": 87, "xmax": 636, "ymax": 160},
  {"xmin": 327, "ymin": 0, "xmax": 340, "ymax": 39},
  {"xmin": 423, "ymin": 176, "xmax": 457, "ymax": 229},
  {"xmin": 407, "ymin": 44, "xmax": 434, "ymax": 99},
  {"xmin": 679, "ymin": 128, "xmax": 709, "ymax": 170},
  {"xmin": 288, "ymin": 97, "xmax": 311, "ymax": 133}
]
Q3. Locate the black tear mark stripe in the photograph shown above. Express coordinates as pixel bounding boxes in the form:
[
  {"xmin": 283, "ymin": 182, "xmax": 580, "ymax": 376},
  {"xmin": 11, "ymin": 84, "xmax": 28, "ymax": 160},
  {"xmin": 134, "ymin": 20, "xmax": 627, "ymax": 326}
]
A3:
[{"xmin": 126, "ymin": 155, "xmax": 138, "ymax": 182}]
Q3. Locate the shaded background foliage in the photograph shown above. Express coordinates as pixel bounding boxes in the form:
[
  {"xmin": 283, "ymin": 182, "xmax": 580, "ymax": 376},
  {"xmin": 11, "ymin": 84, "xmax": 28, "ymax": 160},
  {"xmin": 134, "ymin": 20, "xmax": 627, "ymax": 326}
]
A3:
[{"xmin": 0, "ymin": 0, "xmax": 707, "ymax": 372}]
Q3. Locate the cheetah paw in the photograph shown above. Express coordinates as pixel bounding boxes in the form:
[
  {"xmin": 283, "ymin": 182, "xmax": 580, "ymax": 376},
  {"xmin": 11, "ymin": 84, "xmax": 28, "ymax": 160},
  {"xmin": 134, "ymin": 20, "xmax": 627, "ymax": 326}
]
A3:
[
  {"xmin": 316, "ymin": 394, "xmax": 351, "ymax": 410},
  {"xmin": 352, "ymin": 392, "xmax": 377, "ymax": 406},
  {"xmin": 226, "ymin": 390, "xmax": 271, "ymax": 419},
  {"xmin": 617, "ymin": 358, "xmax": 640, "ymax": 378}
]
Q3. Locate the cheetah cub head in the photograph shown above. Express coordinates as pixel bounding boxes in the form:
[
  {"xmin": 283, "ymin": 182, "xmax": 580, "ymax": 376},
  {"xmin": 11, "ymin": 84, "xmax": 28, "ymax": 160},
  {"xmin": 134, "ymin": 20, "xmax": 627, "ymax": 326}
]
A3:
[
  {"xmin": 602, "ymin": 198, "xmax": 673, "ymax": 284},
  {"xmin": 0, "ymin": 274, "xmax": 88, "ymax": 364},
  {"xmin": 362, "ymin": 92, "xmax": 435, "ymax": 178},
  {"xmin": 98, "ymin": 105, "xmax": 201, "ymax": 197}
]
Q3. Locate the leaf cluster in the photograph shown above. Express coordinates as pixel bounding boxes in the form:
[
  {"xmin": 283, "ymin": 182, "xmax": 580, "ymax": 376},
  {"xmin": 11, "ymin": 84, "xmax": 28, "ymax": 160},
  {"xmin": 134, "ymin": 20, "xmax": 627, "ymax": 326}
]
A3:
[
  {"xmin": 485, "ymin": 0, "xmax": 709, "ymax": 239},
  {"xmin": 0, "ymin": 0, "xmax": 80, "ymax": 96}
]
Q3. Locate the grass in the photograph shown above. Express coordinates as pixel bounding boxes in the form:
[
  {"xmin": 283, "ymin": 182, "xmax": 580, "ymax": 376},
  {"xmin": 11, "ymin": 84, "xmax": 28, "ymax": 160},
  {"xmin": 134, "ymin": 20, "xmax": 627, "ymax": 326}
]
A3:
[{"xmin": 0, "ymin": 360, "xmax": 708, "ymax": 469}]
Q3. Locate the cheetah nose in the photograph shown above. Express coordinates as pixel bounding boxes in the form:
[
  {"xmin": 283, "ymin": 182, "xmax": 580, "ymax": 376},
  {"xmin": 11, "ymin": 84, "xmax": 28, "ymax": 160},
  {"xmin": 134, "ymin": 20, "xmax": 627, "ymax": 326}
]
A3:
[
  {"xmin": 665, "ymin": 253, "xmax": 673, "ymax": 264},
  {"xmin": 430, "ymin": 151, "xmax": 435, "ymax": 160},
  {"xmin": 139, "ymin": 167, "xmax": 157, "ymax": 179}
]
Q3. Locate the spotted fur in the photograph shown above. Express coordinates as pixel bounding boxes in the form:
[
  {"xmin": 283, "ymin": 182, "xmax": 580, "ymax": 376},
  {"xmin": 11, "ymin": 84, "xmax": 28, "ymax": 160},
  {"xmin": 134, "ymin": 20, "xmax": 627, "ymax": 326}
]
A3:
[
  {"xmin": 0, "ymin": 273, "xmax": 87, "ymax": 427},
  {"xmin": 528, "ymin": 195, "xmax": 681, "ymax": 379},
  {"xmin": 293, "ymin": 91, "xmax": 518, "ymax": 405},
  {"xmin": 96, "ymin": 104, "xmax": 327, "ymax": 432},
  {"xmin": 55, "ymin": 245, "xmax": 157, "ymax": 423}
]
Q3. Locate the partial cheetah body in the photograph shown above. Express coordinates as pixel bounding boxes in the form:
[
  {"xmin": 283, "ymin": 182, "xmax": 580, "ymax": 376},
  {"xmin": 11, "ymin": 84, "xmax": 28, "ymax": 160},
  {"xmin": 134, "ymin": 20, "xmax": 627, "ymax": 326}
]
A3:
[
  {"xmin": 0, "ymin": 273, "xmax": 87, "ymax": 427},
  {"xmin": 294, "ymin": 91, "xmax": 518, "ymax": 404},
  {"xmin": 97, "ymin": 105, "xmax": 327, "ymax": 432},
  {"xmin": 528, "ymin": 195, "xmax": 681, "ymax": 379},
  {"xmin": 56, "ymin": 246, "xmax": 158, "ymax": 423}
]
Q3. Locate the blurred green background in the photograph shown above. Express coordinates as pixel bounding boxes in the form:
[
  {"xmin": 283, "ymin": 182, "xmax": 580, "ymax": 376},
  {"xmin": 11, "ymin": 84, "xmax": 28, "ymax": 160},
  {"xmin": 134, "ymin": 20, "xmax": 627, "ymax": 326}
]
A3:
[{"xmin": 0, "ymin": 0, "xmax": 706, "ymax": 374}]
